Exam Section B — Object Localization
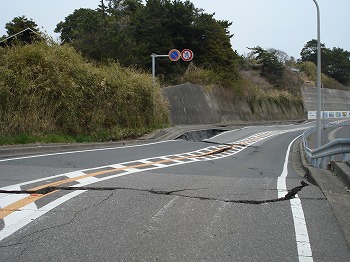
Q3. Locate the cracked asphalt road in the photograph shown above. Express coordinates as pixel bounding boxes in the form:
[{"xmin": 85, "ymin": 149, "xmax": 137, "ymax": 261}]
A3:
[{"xmin": 1, "ymin": 123, "xmax": 350, "ymax": 261}]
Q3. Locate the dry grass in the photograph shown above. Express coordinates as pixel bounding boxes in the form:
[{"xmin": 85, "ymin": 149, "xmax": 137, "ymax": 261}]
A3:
[
  {"xmin": 298, "ymin": 61, "xmax": 349, "ymax": 90},
  {"xmin": 0, "ymin": 42, "xmax": 169, "ymax": 143}
]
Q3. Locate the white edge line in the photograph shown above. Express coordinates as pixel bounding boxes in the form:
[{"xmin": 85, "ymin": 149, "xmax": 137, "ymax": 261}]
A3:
[
  {"xmin": 0, "ymin": 132, "xmax": 271, "ymax": 241},
  {"xmin": 1, "ymin": 127, "xmax": 306, "ymax": 190},
  {"xmin": 0, "ymin": 140, "xmax": 177, "ymax": 163},
  {"xmin": 211, "ymin": 122, "xmax": 313, "ymax": 140},
  {"xmin": 278, "ymin": 135, "xmax": 313, "ymax": 262},
  {"xmin": 0, "ymin": 128, "xmax": 310, "ymax": 242}
]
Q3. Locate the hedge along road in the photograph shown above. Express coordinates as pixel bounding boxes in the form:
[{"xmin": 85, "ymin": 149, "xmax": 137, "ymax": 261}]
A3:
[{"xmin": 0, "ymin": 122, "xmax": 349, "ymax": 261}]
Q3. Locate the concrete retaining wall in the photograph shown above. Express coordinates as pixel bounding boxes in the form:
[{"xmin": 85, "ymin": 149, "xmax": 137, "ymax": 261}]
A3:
[
  {"xmin": 301, "ymin": 86, "xmax": 350, "ymax": 111},
  {"xmin": 162, "ymin": 83, "xmax": 305, "ymax": 125}
]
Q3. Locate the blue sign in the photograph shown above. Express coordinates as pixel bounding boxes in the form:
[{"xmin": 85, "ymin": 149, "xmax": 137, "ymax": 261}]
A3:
[{"xmin": 168, "ymin": 49, "xmax": 181, "ymax": 61}]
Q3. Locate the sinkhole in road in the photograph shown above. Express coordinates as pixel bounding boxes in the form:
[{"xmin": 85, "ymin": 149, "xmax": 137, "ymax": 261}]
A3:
[{"xmin": 175, "ymin": 129, "xmax": 227, "ymax": 142}]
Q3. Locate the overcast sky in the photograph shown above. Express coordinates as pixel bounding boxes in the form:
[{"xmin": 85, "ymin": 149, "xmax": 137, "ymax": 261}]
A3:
[{"xmin": 1, "ymin": 0, "xmax": 349, "ymax": 59}]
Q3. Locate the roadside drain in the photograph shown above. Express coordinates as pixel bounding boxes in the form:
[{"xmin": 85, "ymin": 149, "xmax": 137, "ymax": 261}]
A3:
[{"xmin": 0, "ymin": 181, "xmax": 309, "ymax": 205}]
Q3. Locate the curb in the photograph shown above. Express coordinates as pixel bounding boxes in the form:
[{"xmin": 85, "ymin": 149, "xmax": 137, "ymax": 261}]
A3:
[
  {"xmin": 0, "ymin": 120, "xmax": 307, "ymax": 158},
  {"xmin": 0, "ymin": 125, "xmax": 234, "ymax": 158},
  {"xmin": 299, "ymin": 140, "xmax": 350, "ymax": 248},
  {"xmin": 330, "ymin": 161, "xmax": 350, "ymax": 187}
]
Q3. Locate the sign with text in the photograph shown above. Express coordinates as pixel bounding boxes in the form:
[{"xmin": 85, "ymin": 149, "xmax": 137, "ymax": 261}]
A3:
[{"xmin": 307, "ymin": 111, "xmax": 350, "ymax": 119}]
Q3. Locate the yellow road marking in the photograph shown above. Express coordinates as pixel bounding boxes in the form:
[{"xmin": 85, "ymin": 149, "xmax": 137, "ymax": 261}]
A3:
[
  {"xmin": 0, "ymin": 190, "xmax": 58, "ymax": 220},
  {"xmin": 0, "ymin": 141, "xmax": 253, "ymax": 220}
]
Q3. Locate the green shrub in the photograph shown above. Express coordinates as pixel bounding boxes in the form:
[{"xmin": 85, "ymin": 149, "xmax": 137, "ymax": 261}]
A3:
[
  {"xmin": 0, "ymin": 42, "xmax": 169, "ymax": 144},
  {"xmin": 180, "ymin": 64, "xmax": 244, "ymax": 96},
  {"xmin": 298, "ymin": 61, "xmax": 346, "ymax": 90}
]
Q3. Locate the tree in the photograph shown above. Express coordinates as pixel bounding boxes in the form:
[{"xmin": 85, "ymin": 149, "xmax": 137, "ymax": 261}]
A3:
[
  {"xmin": 55, "ymin": 9, "xmax": 104, "ymax": 60},
  {"xmin": 3, "ymin": 16, "xmax": 42, "ymax": 45},
  {"xmin": 101, "ymin": 0, "xmax": 143, "ymax": 66},
  {"xmin": 191, "ymin": 13, "xmax": 238, "ymax": 70},
  {"xmin": 105, "ymin": 0, "xmax": 143, "ymax": 15},
  {"xmin": 300, "ymin": 39, "xmax": 350, "ymax": 86},
  {"xmin": 55, "ymin": 2, "xmax": 142, "ymax": 64},
  {"xmin": 131, "ymin": 0, "xmax": 197, "ymax": 76},
  {"xmin": 5, "ymin": 16, "xmax": 40, "ymax": 35},
  {"xmin": 325, "ymin": 47, "xmax": 350, "ymax": 86},
  {"xmin": 300, "ymin": 39, "xmax": 326, "ymax": 65},
  {"xmin": 248, "ymin": 46, "xmax": 285, "ymax": 83},
  {"xmin": 132, "ymin": 0, "xmax": 239, "ymax": 78},
  {"xmin": 268, "ymin": 48, "xmax": 289, "ymax": 64},
  {"xmin": 54, "ymin": 0, "xmax": 239, "ymax": 81},
  {"xmin": 300, "ymin": 39, "xmax": 331, "ymax": 74}
]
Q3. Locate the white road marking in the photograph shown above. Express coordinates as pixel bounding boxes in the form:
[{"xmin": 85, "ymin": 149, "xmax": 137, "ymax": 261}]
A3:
[
  {"xmin": 0, "ymin": 190, "xmax": 85, "ymax": 241},
  {"xmin": 151, "ymin": 196, "xmax": 180, "ymax": 222},
  {"xmin": 0, "ymin": 193, "xmax": 30, "ymax": 208},
  {"xmin": 76, "ymin": 176, "xmax": 100, "ymax": 185},
  {"xmin": 3, "ymin": 202, "xmax": 38, "ymax": 228},
  {"xmin": 0, "ymin": 126, "xmax": 309, "ymax": 242},
  {"xmin": 65, "ymin": 170, "xmax": 87, "ymax": 178},
  {"xmin": 278, "ymin": 136, "xmax": 314, "ymax": 262},
  {"xmin": 0, "ymin": 140, "xmax": 177, "ymax": 163},
  {"xmin": 291, "ymin": 198, "xmax": 314, "ymax": 261}
]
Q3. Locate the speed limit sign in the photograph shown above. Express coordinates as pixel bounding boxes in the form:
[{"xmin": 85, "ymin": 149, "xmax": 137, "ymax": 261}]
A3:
[{"xmin": 181, "ymin": 49, "xmax": 194, "ymax": 61}]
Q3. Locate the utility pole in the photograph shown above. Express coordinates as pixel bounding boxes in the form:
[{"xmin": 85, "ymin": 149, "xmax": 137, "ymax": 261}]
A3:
[{"xmin": 312, "ymin": 0, "xmax": 322, "ymax": 154}]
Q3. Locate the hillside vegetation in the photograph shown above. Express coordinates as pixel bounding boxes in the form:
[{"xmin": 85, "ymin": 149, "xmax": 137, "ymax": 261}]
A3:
[
  {"xmin": 298, "ymin": 61, "xmax": 349, "ymax": 90},
  {"xmin": 1, "ymin": 0, "xmax": 349, "ymax": 145},
  {"xmin": 181, "ymin": 53, "xmax": 304, "ymax": 112},
  {"xmin": 1, "ymin": 41, "xmax": 346, "ymax": 145},
  {"xmin": 0, "ymin": 43, "xmax": 169, "ymax": 144}
]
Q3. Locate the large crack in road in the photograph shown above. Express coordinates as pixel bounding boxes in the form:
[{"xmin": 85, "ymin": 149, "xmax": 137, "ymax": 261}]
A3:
[{"xmin": 0, "ymin": 181, "xmax": 309, "ymax": 205}]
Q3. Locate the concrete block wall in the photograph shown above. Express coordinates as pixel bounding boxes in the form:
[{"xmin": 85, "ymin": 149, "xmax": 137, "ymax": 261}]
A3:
[
  {"xmin": 162, "ymin": 83, "xmax": 305, "ymax": 125},
  {"xmin": 301, "ymin": 86, "xmax": 350, "ymax": 112}
]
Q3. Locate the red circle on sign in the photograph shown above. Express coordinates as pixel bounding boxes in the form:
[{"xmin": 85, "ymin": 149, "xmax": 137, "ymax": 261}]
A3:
[
  {"xmin": 181, "ymin": 49, "xmax": 194, "ymax": 61},
  {"xmin": 168, "ymin": 49, "xmax": 181, "ymax": 61}
]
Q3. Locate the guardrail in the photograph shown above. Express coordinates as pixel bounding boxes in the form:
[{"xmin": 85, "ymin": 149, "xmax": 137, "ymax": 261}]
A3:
[{"xmin": 302, "ymin": 120, "xmax": 350, "ymax": 168}]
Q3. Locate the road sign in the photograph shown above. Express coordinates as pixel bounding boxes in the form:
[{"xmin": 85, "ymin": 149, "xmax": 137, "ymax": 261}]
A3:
[
  {"xmin": 181, "ymin": 49, "xmax": 194, "ymax": 61},
  {"xmin": 168, "ymin": 49, "xmax": 181, "ymax": 61}
]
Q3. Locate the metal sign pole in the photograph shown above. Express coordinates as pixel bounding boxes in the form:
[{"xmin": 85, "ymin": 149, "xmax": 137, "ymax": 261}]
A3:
[
  {"xmin": 151, "ymin": 53, "xmax": 168, "ymax": 118},
  {"xmin": 151, "ymin": 53, "xmax": 169, "ymax": 88},
  {"xmin": 150, "ymin": 49, "xmax": 193, "ymax": 119},
  {"xmin": 151, "ymin": 54, "xmax": 156, "ymax": 91},
  {"xmin": 151, "ymin": 54, "xmax": 156, "ymax": 118}
]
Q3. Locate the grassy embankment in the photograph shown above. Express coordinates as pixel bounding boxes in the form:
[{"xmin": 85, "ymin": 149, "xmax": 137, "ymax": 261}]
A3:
[
  {"xmin": 0, "ymin": 43, "xmax": 169, "ymax": 145},
  {"xmin": 181, "ymin": 59, "xmax": 349, "ymax": 115},
  {"xmin": 298, "ymin": 61, "xmax": 349, "ymax": 90},
  {"xmin": 181, "ymin": 63, "xmax": 304, "ymax": 115}
]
